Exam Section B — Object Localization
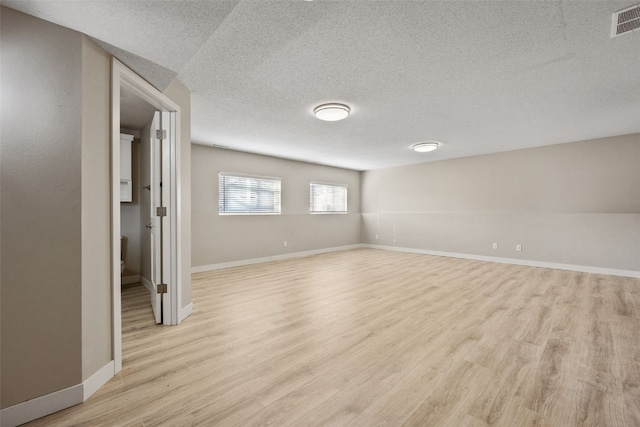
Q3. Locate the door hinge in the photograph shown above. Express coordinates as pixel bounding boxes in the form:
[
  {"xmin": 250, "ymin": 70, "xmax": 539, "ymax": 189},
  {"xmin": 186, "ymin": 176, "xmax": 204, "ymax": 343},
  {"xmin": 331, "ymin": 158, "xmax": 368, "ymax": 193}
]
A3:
[
  {"xmin": 156, "ymin": 207, "xmax": 167, "ymax": 217},
  {"xmin": 155, "ymin": 129, "xmax": 166, "ymax": 140},
  {"xmin": 157, "ymin": 283, "xmax": 167, "ymax": 294}
]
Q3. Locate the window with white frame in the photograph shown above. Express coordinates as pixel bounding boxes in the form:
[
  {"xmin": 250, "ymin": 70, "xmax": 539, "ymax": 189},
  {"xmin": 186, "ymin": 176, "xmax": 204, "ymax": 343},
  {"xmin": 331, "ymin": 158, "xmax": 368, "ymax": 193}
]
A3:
[
  {"xmin": 218, "ymin": 172, "xmax": 281, "ymax": 215},
  {"xmin": 310, "ymin": 182, "xmax": 347, "ymax": 213}
]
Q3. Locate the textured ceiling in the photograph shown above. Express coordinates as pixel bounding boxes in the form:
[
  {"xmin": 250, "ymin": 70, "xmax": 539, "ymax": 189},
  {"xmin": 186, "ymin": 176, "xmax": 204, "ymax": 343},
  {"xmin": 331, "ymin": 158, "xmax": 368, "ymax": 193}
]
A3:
[
  {"xmin": 5, "ymin": 0, "xmax": 640, "ymax": 171},
  {"xmin": 120, "ymin": 84, "xmax": 156, "ymax": 131},
  {"xmin": 3, "ymin": 0, "xmax": 239, "ymax": 74},
  {"xmin": 94, "ymin": 38, "xmax": 179, "ymax": 91}
]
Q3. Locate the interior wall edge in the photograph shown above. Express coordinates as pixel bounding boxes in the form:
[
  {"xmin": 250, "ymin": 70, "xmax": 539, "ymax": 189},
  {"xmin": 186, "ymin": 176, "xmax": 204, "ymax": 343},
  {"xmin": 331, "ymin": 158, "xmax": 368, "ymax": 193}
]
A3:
[
  {"xmin": 80, "ymin": 34, "xmax": 112, "ymax": 382},
  {"xmin": 162, "ymin": 78, "xmax": 192, "ymax": 311}
]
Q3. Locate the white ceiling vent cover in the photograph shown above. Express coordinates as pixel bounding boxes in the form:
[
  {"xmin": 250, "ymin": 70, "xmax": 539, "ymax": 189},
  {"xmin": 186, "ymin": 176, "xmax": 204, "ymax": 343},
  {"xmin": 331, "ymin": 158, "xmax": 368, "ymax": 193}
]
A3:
[{"xmin": 612, "ymin": 4, "xmax": 640, "ymax": 37}]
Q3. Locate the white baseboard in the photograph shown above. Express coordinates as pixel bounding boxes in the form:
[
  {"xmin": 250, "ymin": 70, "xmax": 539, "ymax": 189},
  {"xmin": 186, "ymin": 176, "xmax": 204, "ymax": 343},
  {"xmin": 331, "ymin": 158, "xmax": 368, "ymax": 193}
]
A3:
[
  {"xmin": 0, "ymin": 384, "xmax": 82, "ymax": 427},
  {"xmin": 140, "ymin": 275, "xmax": 154, "ymax": 293},
  {"xmin": 364, "ymin": 244, "xmax": 640, "ymax": 278},
  {"xmin": 179, "ymin": 302, "xmax": 193, "ymax": 323},
  {"xmin": 191, "ymin": 244, "xmax": 365, "ymax": 273},
  {"xmin": 83, "ymin": 361, "xmax": 114, "ymax": 401},
  {"xmin": 121, "ymin": 274, "xmax": 140, "ymax": 285},
  {"xmin": 0, "ymin": 361, "xmax": 116, "ymax": 427}
]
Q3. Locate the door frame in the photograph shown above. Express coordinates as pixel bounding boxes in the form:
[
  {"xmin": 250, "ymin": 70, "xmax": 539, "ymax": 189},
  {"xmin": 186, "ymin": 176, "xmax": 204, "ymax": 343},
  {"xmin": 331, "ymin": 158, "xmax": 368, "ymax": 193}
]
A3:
[{"xmin": 111, "ymin": 58, "xmax": 182, "ymax": 373}]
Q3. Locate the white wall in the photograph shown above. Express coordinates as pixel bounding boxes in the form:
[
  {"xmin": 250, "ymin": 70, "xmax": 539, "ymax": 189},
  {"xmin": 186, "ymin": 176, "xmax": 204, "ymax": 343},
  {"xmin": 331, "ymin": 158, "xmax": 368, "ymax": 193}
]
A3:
[
  {"xmin": 361, "ymin": 134, "xmax": 640, "ymax": 273},
  {"xmin": 191, "ymin": 145, "xmax": 361, "ymax": 267}
]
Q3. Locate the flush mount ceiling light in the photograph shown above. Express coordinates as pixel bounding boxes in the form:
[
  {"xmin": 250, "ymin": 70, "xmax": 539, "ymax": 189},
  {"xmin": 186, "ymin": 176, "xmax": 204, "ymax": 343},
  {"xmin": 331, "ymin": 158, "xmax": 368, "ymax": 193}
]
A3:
[
  {"xmin": 412, "ymin": 142, "xmax": 440, "ymax": 153},
  {"xmin": 314, "ymin": 103, "xmax": 350, "ymax": 121}
]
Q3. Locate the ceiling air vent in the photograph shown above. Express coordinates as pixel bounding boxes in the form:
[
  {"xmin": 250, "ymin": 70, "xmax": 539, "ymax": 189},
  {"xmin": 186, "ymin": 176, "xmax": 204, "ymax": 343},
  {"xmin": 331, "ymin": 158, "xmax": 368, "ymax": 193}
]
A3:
[{"xmin": 611, "ymin": 4, "xmax": 640, "ymax": 37}]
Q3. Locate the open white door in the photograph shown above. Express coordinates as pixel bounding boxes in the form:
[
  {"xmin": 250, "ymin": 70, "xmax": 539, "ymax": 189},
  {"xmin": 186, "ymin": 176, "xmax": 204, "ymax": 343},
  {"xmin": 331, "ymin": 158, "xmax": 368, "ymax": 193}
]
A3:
[
  {"xmin": 149, "ymin": 112, "xmax": 163, "ymax": 324},
  {"xmin": 149, "ymin": 111, "xmax": 174, "ymax": 325},
  {"xmin": 112, "ymin": 58, "xmax": 185, "ymax": 374},
  {"xmin": 160, "ymin": 111, "xmax": 174, "ymax": 324}
]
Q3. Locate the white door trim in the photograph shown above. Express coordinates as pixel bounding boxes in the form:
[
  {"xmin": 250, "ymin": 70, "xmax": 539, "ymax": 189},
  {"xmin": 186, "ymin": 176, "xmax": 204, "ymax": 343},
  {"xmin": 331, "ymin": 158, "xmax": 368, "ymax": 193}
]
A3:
[{"xmin": 111, "ymin": 58, "xmax": 182, "ymax": 374}]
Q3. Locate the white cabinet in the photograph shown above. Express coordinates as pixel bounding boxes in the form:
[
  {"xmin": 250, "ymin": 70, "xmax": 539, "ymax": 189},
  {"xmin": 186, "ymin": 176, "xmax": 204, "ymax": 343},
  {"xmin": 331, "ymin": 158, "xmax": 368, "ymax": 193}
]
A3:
[{"xmin": 120, "ymin": 133, "xmax": 134, "ymax": 202}]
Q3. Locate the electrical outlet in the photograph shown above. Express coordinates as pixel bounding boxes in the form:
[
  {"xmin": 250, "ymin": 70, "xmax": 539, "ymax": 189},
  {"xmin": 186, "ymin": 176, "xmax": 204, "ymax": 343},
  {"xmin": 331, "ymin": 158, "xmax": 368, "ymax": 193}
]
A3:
[
  {"xmin": 375, "ymin": 234, "xmax": 379, "ymax": 240},
  {"xmin": 516, "ymin": 244, "xmax": 522, "ymax": 251},
  {"xmin": 492, "ymin": 243, "xmax": 498, "ymax": 250},
  {"xmin": 284, "ymin": 241, "xmax": 288, "ymax": 247}
]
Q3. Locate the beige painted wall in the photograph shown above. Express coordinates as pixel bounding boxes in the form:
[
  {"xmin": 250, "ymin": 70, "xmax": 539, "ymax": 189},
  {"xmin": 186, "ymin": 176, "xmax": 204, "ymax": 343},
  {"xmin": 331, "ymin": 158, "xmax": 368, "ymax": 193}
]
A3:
[
  {"xmin": 1, "ymin": 7, "xmax": 83, "ymax": 407},
  {"xmin": 361, "ymin": 134, "xmax": 640, "ymax": 271},
  {"xmin": 163, "ymin": 80, "xmax": 192, "ymax": 309},
  {"xmin": 80, "ymin": 36, "xmax": 112, "ymax": 381},
  {"xmin": 191, "ymin": 146, "xmax": 361, "ymax": 267}
]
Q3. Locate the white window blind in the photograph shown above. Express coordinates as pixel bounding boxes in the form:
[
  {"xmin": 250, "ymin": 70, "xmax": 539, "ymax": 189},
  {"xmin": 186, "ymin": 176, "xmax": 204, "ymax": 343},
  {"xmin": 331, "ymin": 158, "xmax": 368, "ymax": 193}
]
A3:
[
  {"xmin": 219, "ymin": 172, "xmax": 281, "ymax": 214},
  {"xmin": 310, "ymin": 182, "xmax": 347, "ymax": 213}
]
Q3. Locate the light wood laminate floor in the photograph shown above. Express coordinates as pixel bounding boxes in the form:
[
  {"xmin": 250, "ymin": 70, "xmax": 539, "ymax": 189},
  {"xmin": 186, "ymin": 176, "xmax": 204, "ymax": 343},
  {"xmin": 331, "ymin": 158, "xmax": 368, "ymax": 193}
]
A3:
[{"xmin": 25, "ymin": 248, "xmax": 640, "ymax": 426}]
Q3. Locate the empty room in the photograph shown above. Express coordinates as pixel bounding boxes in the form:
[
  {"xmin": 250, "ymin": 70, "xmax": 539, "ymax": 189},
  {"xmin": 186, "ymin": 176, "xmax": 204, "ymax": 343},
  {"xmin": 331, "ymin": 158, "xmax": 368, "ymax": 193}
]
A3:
[{"xmin": 1, "ymin": 1, "xmax": 639, "ymax": 426}]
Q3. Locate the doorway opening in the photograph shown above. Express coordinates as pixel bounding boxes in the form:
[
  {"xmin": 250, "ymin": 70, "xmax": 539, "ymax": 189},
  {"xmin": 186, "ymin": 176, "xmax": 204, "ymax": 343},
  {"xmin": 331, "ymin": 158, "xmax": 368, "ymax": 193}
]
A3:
[{"xmin": 111, "ymin": 58, "xmax": 182, "ymax": 374}]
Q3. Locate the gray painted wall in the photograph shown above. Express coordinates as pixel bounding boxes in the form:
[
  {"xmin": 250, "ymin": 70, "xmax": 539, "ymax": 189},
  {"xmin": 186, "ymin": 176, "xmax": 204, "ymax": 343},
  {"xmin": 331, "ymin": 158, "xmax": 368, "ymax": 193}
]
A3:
[
  {"xmin": 80, "ymin": 36, "xmax": 112, "ymax": 381},
  {"xmin": 0, "ymin": 8, "xmax": 195, "ymax": 410},
  {"xmin": 191, "ymin": 145, "xmax": 361, "ymax": 267},
  {"xmin": 1, "ymin": 3, "xmax": 636, "ymax": 416},
  {"xmin": 361, "ymin": 134, "xmax": 640, "ymax": 271},
  {"xmin": 1, "ymin": 8, "xmax": 116, "ymax": 407},
  {"xmin": 1, "ymin": 7, "xmax": 83, "ymax": 407}
]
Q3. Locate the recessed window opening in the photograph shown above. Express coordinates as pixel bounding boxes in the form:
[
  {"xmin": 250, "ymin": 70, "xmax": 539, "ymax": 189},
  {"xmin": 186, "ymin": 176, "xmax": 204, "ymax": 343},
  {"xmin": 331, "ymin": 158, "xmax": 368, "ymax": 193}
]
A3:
[
  {"xmin": 219, "ymin": 172, "xmax": 281, "ymax": 215},
  {"xmin": 310, "ymin": 182, "xmax": 348, "ymax": 214}
]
